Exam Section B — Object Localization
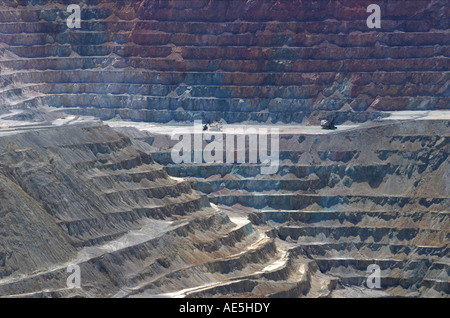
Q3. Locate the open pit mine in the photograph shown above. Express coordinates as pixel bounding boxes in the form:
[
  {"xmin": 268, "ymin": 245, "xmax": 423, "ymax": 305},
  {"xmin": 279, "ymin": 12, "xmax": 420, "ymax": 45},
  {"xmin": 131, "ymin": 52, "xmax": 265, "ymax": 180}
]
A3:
[{"xmin": 0, "ymin": 0, "xmax": 448, "ymax": 298}]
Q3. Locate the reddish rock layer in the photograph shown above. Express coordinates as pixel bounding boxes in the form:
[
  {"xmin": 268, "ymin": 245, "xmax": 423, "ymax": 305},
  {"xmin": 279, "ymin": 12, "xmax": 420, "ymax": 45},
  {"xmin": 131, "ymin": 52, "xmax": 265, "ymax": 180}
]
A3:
[{"xmin": 0, "ymin": 0, "xmax": 448, "ymax": 123}]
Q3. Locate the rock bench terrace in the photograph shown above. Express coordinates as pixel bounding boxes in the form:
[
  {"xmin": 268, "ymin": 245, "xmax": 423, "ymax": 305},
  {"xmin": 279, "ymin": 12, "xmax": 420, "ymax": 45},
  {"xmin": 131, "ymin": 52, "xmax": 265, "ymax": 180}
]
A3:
[{"xmin": 0, "ymin": 0, "xmax": 448, "ymax": 298}]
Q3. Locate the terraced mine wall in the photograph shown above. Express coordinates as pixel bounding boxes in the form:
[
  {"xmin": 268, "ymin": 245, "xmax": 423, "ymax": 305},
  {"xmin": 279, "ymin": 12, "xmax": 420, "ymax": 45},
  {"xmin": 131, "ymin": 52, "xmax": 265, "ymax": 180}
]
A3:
[
  {"xmin": 0, "ymin": 0, "xmax": 448, "ymax": 298},
  {"xmin": 122, "ymin": 118, "xmax": 450, "ymax": 297},
  {"xmin": 0, "ymin": 0, "xmax": 449, "ymax": 124},
  {"xmin": 0, "ymin": 118, "xmax": 447, "ymax": 298}
]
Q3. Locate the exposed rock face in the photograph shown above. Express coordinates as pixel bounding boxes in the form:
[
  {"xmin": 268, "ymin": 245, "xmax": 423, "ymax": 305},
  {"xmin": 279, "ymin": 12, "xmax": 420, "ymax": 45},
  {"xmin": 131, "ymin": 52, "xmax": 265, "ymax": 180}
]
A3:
[
  {"xmin": 0, "ymin": 172, "xmax": 76, "ymax": 279},
  {"xmin": 0, "ymin": 0, "xmax": 448, "ymax": 123},
  {"xmin": 134, "ymin": 118, "xmax": 450, "ymax": 297},
  {"xmin": 0, "ymin": 0, "xmax": 448, "ymax": 298},
  {"xmin": 0, "ymin": 118, "xmax": 447, "ymax": 298},
  {"xmin": 0, "ymin": 125, "xmax": 255, "ymax": 297}
]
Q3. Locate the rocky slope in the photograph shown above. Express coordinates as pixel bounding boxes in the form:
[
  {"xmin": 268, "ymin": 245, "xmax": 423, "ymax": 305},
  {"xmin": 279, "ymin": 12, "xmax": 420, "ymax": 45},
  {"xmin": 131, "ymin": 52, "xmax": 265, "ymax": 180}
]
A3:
[
  {"xmin": 0, "ymin": 124, "xmax": 275, "ymax": 297},
  {"xmin": 1, "ymin": 117, "xmax": 445, "ymax": 298},
  {"xmin": 124, "ymin": 117, "xmax": 449, "ymax": 297},
  {"xmin": 0, "ymin": 0, "xmax": 448, "ymax": 298},
  {"xmin": 0, "ymin": 0, "xmax": 448, "ymax": 124}
]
